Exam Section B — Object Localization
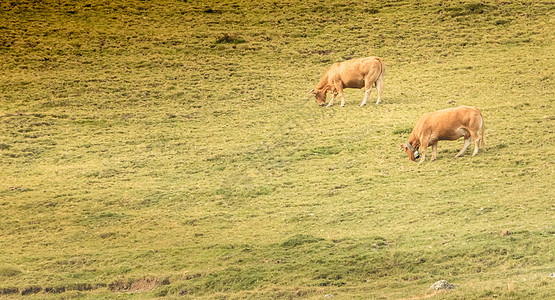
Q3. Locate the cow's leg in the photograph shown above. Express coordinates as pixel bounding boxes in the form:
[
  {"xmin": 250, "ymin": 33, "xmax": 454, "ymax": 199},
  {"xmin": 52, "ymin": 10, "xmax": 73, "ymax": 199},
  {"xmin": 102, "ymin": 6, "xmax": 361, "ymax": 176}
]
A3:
[
  {"xmin": 455, "ymin": 137, "xmax": 472, "ymax": 158},
  {"xmin": 340, "ymin": 93, "xmax": 346, "ymax": 107},
  {"xmin": 337, "ymin": 85, "xmax": 346, "ymax": 107},
  {"xmin": 471, "ymin": 130, "xmax": 481, "ymax": 156},
  {"xmin": 430, "ymin": 143, "xmax": 438, "ymax": 161},
  {"xmin": 418, "ymin": 139, "xmax": 429, "ymax": 165},
  {"xmin": 468, "ymin": 115, "xmax": 483, "ymax": 156},
  {"xmin": 361, "ymin": 88, "xmax": 371, "ymax": 106},
  {"xmin": 472, "ymin": 139, "xmax": 480, "ymax": 156},
  {"xmin": 375, "ymin": 77, "xmax": 384, "ymax": 104},
  {"xmin": 326, "ymin": 93, "xmax": 336, "ymax": 107}
]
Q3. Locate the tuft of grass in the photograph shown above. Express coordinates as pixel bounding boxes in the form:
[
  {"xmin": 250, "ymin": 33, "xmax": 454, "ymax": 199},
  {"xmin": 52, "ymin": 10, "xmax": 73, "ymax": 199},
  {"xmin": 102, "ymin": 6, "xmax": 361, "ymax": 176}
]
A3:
[
  {"xmin": 214, "ymin": 33, "xmax": 246, "ymax": 45},
  {"xmin": 392, "ymin": 127, "xmax": 413, "ymax": 135},
  {"xmin": 0, "ymin": 267, "xmax": 21, "ymax": 277},
  {"xmin": 281, "ymin": 234, "xmax": 325, "ymax": 247}
]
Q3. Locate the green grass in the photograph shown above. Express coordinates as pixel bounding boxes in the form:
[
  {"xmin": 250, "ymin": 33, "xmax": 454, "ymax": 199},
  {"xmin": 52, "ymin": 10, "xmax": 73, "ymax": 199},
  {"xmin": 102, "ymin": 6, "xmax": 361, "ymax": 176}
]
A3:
[{"xmin": 1, "ymin": 0, "xmax": 554, "ymax": 298}]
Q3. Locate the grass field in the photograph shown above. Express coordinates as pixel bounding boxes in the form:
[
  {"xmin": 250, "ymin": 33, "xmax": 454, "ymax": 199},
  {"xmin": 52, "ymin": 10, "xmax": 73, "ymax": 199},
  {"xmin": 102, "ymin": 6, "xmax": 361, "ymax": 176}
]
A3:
[{"xmin": 1, "ymin": 0, "xmax": 554, "ymax": 298}]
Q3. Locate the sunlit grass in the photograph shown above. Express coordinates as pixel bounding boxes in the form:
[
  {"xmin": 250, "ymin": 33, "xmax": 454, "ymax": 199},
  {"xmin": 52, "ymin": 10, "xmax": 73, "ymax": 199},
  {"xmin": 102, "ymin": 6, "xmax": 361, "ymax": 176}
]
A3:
[{"xmin": 1, "ymin": 0, "xmax": 554, "ymax": 298}]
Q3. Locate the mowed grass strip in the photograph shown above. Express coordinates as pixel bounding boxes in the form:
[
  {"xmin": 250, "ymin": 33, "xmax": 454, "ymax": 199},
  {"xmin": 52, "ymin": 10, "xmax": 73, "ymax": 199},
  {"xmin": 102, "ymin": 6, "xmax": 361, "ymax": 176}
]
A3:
[{"xmin": 0, "ymin": 0, "xmax": 554, "ymax": 298}]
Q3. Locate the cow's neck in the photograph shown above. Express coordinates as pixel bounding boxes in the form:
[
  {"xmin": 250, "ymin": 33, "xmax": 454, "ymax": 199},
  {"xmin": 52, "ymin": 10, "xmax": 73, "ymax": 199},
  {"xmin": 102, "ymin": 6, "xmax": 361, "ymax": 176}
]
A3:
[
  {"xmin": 316, "ymin": 72, "xmax": 330, "ymax": 91},
  {"xmin": 408, "ymin": 134, "xmax": 420, "ymax": 149}
]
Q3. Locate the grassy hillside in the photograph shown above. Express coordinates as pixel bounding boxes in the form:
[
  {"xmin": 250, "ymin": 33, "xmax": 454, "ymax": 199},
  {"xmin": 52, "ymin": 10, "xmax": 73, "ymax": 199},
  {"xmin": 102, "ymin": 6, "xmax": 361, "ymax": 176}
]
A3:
[{"xmin": 1, "ymin": 0, "xmax": 554, "ymax": 298}]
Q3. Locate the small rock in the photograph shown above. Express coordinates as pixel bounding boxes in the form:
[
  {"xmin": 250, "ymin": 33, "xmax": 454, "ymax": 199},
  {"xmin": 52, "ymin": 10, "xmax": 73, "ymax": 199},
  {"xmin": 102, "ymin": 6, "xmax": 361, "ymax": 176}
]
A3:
[
  {"xmin": 430, "ymin": 280, "xmax": 458, "ymax": 290},
  {"xmin": 446, "ymin": 100, "xmax": 456, "ymax": 104},
  {"xmin": 324, "ymin": 294, "xmax": 335, "ymax": 298},
  {"xmin": 549, "ymin": 273, "xmax": 555, "ymax": 278}
]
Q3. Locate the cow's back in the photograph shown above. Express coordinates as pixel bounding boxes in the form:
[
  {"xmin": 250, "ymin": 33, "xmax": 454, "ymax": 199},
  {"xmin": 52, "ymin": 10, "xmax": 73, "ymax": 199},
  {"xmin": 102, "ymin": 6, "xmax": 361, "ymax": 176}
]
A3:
[
  {"xmin": 414, "ymin": 106, "xmax": 481, "ymax": 137},
  {"xmin": 337, "ymin": 57, "xmax": 381, "ymax": 74},
  {"xmin": 332, "ymin": 57, "xmax": 383, "ymax": 88},
  {"xmin": 419, "ymin": 106, "xmax": 480, "ymax": 122}
]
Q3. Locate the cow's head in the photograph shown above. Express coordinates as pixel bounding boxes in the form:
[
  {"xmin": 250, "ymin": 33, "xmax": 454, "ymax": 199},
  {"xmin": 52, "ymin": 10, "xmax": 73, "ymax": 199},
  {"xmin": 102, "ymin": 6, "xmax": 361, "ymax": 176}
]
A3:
[
  {"xmin": 309, "ymin": 88, "xmax": 327, "ymax": 106},
  {"xmin": 399, "ymin": 142, "xmax": 420, "ymax": 161}
]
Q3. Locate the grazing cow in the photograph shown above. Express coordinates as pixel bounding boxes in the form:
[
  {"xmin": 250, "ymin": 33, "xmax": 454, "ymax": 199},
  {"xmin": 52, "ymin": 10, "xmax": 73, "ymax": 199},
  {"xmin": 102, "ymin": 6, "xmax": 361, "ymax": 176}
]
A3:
[
  {"xmin": 400, "ymin": 105, "xmax": 485, "ymax": 164},
  {"xmin": 309, "ymin": 57, "xmax": 384, "ymax": 107}
]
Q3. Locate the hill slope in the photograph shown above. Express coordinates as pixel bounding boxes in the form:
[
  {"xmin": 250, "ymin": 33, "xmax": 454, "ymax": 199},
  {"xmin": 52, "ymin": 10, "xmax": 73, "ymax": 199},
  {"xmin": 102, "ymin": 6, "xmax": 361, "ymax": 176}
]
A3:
[{"xmin": 1, "ymin": 0, "xmax": 554, "ymax": 298}]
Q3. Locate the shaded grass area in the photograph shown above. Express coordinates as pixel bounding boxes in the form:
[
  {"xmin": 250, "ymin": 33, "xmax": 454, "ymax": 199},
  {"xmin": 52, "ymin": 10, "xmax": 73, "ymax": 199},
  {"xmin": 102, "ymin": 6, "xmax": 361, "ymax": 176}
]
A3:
[{"xmin": 1, "ymin": 0, "xmax": 554, "ymax": 298}]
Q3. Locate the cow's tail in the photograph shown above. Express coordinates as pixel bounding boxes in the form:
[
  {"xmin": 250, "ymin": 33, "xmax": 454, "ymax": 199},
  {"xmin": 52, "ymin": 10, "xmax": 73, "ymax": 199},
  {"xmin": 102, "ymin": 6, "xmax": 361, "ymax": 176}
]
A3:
[
  {"xmin": 479, "ymin": 109, "xmax": 486, "ymax": 149},
  {"xmin": 376, "ymin": 57, "xmax": 385, "ymax": 85}
]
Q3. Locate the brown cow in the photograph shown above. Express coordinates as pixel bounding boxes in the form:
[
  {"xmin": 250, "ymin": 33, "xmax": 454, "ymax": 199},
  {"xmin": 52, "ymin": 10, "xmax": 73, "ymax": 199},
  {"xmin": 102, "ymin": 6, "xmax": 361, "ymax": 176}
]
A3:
[
  {"xmin": 400, "ymin": 105, "xmax": 485, "ymax": 164},
  {"xmin": 309, "ymin": 57, "xmax": 384, "ymax": 107}
]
